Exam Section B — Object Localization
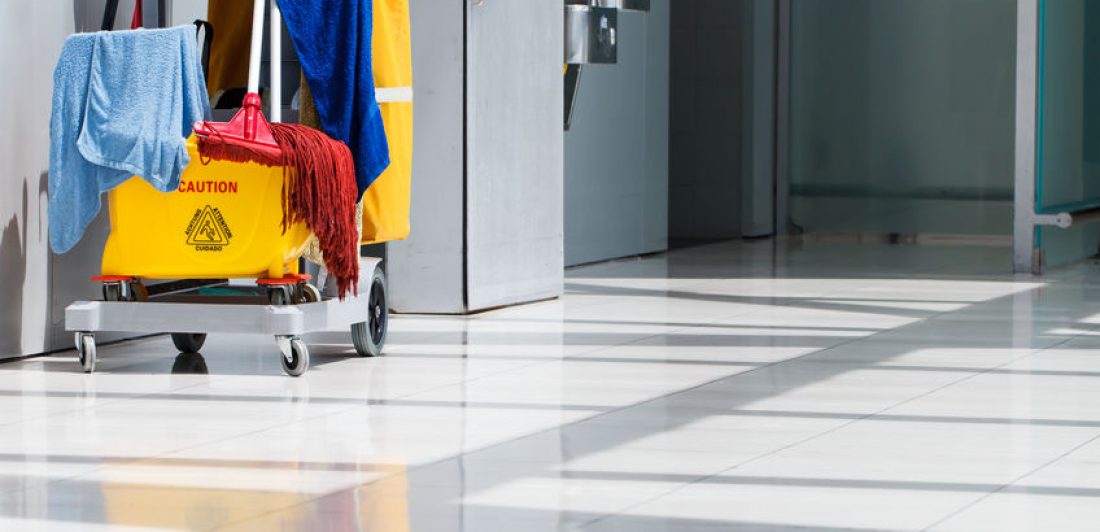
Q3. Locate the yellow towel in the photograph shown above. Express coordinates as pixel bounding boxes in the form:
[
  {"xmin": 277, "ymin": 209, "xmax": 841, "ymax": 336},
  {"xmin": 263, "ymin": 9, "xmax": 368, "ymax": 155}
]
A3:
[
  {"xmin": 362, "ymin": 0, "xmax": 414, "ymax": 244},
  {"xmin": 302, "ymin": 0, "xmax": 413, "ymax": 267},
  {"xmin": 204, "ymin": 0, "xmax": 251, "ymax": 98}
]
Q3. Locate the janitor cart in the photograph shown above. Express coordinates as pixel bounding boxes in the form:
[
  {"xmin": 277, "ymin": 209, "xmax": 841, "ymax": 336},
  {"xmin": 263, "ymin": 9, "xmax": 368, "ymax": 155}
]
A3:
[{"xmin": 64, "ymin": 0, "xmax": 389, "ymax": 377}]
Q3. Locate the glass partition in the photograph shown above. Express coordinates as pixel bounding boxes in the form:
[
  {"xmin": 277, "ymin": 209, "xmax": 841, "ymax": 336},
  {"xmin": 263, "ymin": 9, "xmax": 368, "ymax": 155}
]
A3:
[
  {"xmin": 1035, "ymin": 0, "xmax": 1100, "ymax": 267},
  {"xmin": 788, "ymin": 0, "xmax": 1016, "ymax": 236}
]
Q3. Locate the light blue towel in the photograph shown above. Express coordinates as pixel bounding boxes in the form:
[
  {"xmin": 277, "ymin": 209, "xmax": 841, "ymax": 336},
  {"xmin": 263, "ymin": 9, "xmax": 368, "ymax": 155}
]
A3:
[{"xmin": 49, "ymin": 26, "xmax": 210, "ymax": 254}]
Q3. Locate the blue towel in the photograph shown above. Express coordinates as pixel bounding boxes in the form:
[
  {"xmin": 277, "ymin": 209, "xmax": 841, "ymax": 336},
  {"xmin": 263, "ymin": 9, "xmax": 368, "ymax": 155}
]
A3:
[
  {"xmin": 277, "ymin": 0, "xmax": 390, "ymax": 198},
  {"xmin": 49, "ymin": 26, "xmax": 210, "ymax": 254}
]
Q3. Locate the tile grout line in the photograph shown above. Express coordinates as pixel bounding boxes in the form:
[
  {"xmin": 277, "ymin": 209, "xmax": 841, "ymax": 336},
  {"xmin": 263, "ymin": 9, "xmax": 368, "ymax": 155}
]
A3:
[
  {"xmin": 567, "ymin": 280, "xmax": 1065, "ymax": 530},
  {"xmin": 5, "ymin": 323, "xmax": 476, "ymax": 429},
  {"xmin": 8, "ymin": 252, "xmax": 1053, "ymax": 528},
  {"xmin": 0, "ymin": 326, "xmax": 545, "ymax": 510},
  {"xmin": 6, "ymin": 346, "xmax": 561, "ymax": 513},
  {"xmin": 206, "ymin": 302, "xmax": 775, "ymax": 530},
  {"xmin": 209, "ymin": 276, "xmax": 923, "ymax": 530},
  {"xmin": 132, "ymin": 308, "xmax": 747, "ymax": 532},
  {"xmin": 0, "ymin": 369, "xmax": 251, "ymax": 498},
  {"xmin": 224, "ymin": 271, "xmax": 1057, "ymax": 530},
  {"xmin": 574, "ymin": 284, "xmax": 1076, "ymax": 530},
  {"xmin": 923, "ymin": 429, "xmax": 1100, "ymax": 531},
  {"xmin": 919, "ymin": 320, "xmax": 1100, "ymax": 531},
  {"xmin": 0, "ymin": 325, "xmax": 470, "ymax": 433},
  {"xmin": 0, "ymin": 308, "xmax": 644, "ymax": 511}
]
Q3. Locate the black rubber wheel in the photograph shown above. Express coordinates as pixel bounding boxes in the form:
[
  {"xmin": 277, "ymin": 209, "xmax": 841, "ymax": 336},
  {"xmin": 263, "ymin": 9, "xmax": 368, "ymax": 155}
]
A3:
[
  {"xmin": 130, "ymin": 282, "xmax": 149, "ymax": 302},
  {"xmin": 171, "ymin": 333, "xmax": 207, "ymax": 353},
  {"xmin": 352, "ymin": 268, "xmax": 387, "ymax": 357},
  {"xmin": 281, "ymin": 338, "xmax": 309, "ymax": 377},
  {"xmin": 268, "ymin": 287, "xmax": 290, "ymax": 305}
]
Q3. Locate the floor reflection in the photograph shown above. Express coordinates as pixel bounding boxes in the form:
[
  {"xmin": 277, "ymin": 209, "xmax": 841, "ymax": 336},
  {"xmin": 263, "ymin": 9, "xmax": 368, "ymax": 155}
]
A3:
[
  {"xmin": 171, "ymin": 352, "xmax": 209, "ymax": 375},
  {"xmin": 1, "ymin": 240, "xmax": 1099, "ymax": 530}
]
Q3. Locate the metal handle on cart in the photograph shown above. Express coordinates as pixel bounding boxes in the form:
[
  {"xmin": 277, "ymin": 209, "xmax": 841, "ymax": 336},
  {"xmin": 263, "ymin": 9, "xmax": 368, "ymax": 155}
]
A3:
[
  {"xmin": 194, "ymin": 20, "xmax": 214, "ymax": 78},
  {"xmin": 254, "ymin": 0, "xmax": 288, "ymax": 123},
  {"xmin": 246, "ymin": 0, "xmax": 266, "ymax": 96},
  {"xmin": 270, "ymin": 0, "xmax": 283, "ymax": 123},
  {"xmin": 100, "ymin": 0, "xmax": 163, "ymax": 31},
  {"xmin": 101, "ymin": 0, "xmax": 120, "ymax": 31}
]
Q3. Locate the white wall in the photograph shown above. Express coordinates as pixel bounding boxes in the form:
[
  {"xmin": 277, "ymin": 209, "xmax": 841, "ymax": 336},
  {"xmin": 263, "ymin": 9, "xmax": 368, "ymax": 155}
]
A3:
[
  {"xmin": 0, "ymin": 2, "xmax": 129, "ymax": 359},
  {"xmin": 564, "ymin": 1, "xmax": 670, "ymax": 266},
  {"xmin": 0, "ymin": 3, "xmax": 70, "ymax": 358}
]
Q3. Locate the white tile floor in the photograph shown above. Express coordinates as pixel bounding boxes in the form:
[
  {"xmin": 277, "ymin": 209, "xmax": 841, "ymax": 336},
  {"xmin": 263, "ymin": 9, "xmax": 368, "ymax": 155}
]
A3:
[{"xmin": 3, "ymin": 239, "xmax": 1100, "ymax": 530}]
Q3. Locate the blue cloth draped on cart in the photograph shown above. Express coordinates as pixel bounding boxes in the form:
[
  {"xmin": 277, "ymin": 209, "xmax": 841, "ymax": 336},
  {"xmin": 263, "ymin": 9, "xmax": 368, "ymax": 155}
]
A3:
[
  {"xmin": 49, "ymin": 26, "xmax": 210, "ymax": 254},
  {"xmin": 276, "ymin": 0, "xmax": 390, "ymax": 198}
]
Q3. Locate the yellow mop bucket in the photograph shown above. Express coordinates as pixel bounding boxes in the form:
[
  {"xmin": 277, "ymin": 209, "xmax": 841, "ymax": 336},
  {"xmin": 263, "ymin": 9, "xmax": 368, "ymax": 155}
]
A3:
[{"xmin": 101, "ymin": 136, "xmax": 310, "ymax": 280}]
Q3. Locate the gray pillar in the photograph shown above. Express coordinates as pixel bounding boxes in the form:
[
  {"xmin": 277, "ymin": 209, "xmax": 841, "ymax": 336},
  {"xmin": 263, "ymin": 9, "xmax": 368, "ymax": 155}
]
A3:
[
  {"xmin": 388, "ymin": 0, "xmax": 564, "ymax": 313},
  {"xmin": 1014, "ymin": 0, "xmax": 1040, "ymax": 273},
  {"xmin": 742, "ymin": 0, "xmax": 777, "ymax": 238},
  {"xmin": 775, "ymin": 0, "xmax": 791, "ymax": 236}
]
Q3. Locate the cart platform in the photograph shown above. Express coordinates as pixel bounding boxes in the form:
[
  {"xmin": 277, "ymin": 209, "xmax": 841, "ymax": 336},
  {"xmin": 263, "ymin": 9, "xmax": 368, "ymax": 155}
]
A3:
[{"xmin": 65, "ymin": 258, "xmax": 388, "ymax": 376}]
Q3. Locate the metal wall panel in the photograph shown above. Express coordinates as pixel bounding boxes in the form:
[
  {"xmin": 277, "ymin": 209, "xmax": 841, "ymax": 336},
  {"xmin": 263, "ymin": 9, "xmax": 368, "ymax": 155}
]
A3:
[
  {"xmin": 386, "ymin": 0, "xmax": 468, "ymax": 313},
  {"xmin": 466, "ymin": 0, "xmax": 564, "ymax": 309},
  {"xmin": 565, "ymin": 1, "xmax": 669, "ymax": 265}
]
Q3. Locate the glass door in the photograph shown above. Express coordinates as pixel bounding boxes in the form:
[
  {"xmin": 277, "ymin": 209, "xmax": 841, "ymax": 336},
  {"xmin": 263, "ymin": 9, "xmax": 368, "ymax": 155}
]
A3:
[
  {"xmin": 786, "ymin": 0, "xmax": 1016, "ymax": 238},
  {"xmin": 1032, "ymin": 0, "xmax": 1100, "ymax": 268}
]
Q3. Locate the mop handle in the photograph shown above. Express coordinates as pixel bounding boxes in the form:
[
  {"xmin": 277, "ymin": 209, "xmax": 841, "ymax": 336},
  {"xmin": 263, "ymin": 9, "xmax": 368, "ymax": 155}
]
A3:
[
  {"xmin": 270, "ymin": 0, "xmax": 282, "ymax": 123},
  {"xmin": 246, "ymin": 0, "xmax": 265, "ymax": 95}
]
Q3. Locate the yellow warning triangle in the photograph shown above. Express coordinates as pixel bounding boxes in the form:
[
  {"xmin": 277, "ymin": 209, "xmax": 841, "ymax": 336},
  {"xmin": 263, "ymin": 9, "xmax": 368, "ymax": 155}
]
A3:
[{"xmin": 187, "ymin": 206, "xmax": 228, "ymax": 246}]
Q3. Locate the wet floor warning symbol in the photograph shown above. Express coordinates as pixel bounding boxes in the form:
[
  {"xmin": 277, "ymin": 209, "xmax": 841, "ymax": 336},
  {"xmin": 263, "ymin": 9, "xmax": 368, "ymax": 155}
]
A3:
[{"xmin": 185, "ymin": 206, "xmax": 233, "ymax": 251}]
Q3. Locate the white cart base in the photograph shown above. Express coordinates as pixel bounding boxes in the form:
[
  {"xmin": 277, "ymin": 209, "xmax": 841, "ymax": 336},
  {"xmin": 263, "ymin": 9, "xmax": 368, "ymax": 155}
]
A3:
[{"xmin": 64, "ymin": 258, "xmax": 387, "ymax": 376}]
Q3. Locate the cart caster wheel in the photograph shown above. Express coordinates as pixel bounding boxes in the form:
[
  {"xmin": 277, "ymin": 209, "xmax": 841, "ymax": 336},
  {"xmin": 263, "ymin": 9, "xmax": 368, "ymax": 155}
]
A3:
[
  {"xmin": 295, "ymin": 283, "xmax": 322, "ymax": 304},
  {"xmin": 171, "ymin": 333, "xmax": 207, "ymax": 353},
  {"xmin": 130, "ymin": 281, "xmax": 149, "ymax": 302},
  {"xmin": 280, "ymin": 338, "xmax": 309, "ymax": 377},
  {"xmin": 75, "ymin": 333, "xmax": 96, "ymax": 373},
  {"xmin": 102, "ymin": 282, "xmax": 128, "ymax": 302},
  {"xmin": 351, "ymin": 268, "xmax": 387, "ymax": 357},
  {"xmin": 268, "ymin": 286, "xmax": 291, "ymax": 306}
]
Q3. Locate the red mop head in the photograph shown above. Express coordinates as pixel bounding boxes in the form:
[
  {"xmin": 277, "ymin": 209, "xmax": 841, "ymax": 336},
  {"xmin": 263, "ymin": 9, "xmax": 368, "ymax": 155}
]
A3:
[
  {"xmin": 193, "ymin": 95, "xmax": 358, "ymax": 296},
  {"xmin": 194, "ymin": 93, "xmax": 283, "ymax": 166},
  {"xmin": 270, "ymin": 123, "xmax": 360, "ymax": 298}
]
